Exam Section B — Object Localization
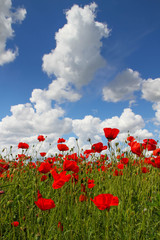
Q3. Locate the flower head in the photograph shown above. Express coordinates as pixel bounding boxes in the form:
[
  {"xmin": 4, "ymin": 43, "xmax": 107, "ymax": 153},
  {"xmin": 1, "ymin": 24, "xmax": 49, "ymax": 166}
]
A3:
[
  {"xmin": 18, "ymin": 142, "xmax": 29, "ymax": 149},
  {"xmin": 11, "ymin": 221, "xmax": 19, "ymax": 227},
  {"xmin": 57, "ymin": 138, "xmax": 66, "ymax": 143},
  {"xmin": 103, "ymin": 128, "xmax": 120, "ymax": 142},
  {"xmin": 35, "ymin": 190, "xmax": 55, "ymax": 211},
  {"xmin": 57, "ymin": 144, "xmax": 69, "ymax": 151},
  {"xmin": 91, "ymin": 193, "xmax": 119, "ymax": 211},
  {"xmin": 37, "ymin": 135, "xmax": 45, "ymax": 142}
]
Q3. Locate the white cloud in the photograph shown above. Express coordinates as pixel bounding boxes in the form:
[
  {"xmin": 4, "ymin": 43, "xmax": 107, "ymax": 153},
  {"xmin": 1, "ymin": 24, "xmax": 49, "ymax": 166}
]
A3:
[
  {"xmin": 141, "ymin": 78, "xmax": 160, "ymax": 102},
  {"xmin": 0, "ymin": 103, "xmax": 72, "ymax": 151},
  {"xmin": 152, "ymin": 102, "xmax": 160, "ymax": 125},
  {"xmin": 12, "ymin": 8, "xmax": 27, "ymax": 23},
  {"xmin": 46, "ymin": 78, "xmax": 81, "ymax": 103},
  {"xmin": 42, "ymin": 2, "xmax": 110, "ymax": 102},
  {"xmin": 0, "ymin": 0, "xmax": 26, "ymax": 65},
  {"xmin": 72, "ymin": 108, "xmax": 152, "ymax": 149},
  {"xmin": 141, "ymin": 78, "xmax": 160, "ymax": 125},
  {"xmin": 72, "ymin": 115, "xmax": 102, "ymax": 143},
  {"xmin": 0, "ymin": 103, "xmax": 153, "ymax": 158},
  {"xmin": 30, "ymin": 89, "xmax": 52, "ymax": 114},
  {"xmin": 102, "ymin": 68, "xmax": 142, "ymax": 102},
  {"xmin": 100, "ymin": 108, "xmax": 145, "ymax": 134}
]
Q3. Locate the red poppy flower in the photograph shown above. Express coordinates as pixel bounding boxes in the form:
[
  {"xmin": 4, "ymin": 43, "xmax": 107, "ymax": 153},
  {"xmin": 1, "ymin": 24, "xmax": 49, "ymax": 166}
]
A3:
[
  {"xmin": 117, "ymin": 163, "xmax": 124, "ymax": 169},
  {"xmin": 11, "ymin": 221, "xmax": 19, "ymax": 227},
  {"xmin": 103, "ymin": 128, "xmax": 120, "ymax": 142},
  {"xmin": 37, "ymin": 135, "xmax": 45, "ymax": 142},
  {"xmin": 143, "ymin": 139, "xmax": 157, "ymax": 151},
  {"xmin": 91, "ymin": 142, "xmax": 107, "ymax": 153},
  {"xmin": 84, "ymin": 149, "xmax": 94, "ymax": 157},
  {"xmin": 91, "ymin": 193, "xmax": 119, "ymax": 211},
  {"xmin": 121, "ymin": 158, "xmax": 129, "ymax": 165},
  {"xmin": 63, "ymin": 160, "xmax": 79, "ymax": 173},
  {"xmin": 79, "ymin": 194, "xmax": 87, "ymax": 202},
  {"xmin": 154, "ymin": 157, "xmax": 160, "ymax": 168},
  {"xmin": 28, "ymin": 162, "xmax": 36, "ymax": 169},
  {"xmin": 57, "ymin": 144, "xmax": 69, "ymax": 151},
  {"xmin": 41, "ymin": 175, "xmax": 48, "ymax": 181},
  {"xmin": 141, "ymin": 167, "xmax": 150, "ymax": 173},
  {"xmin": 57, "ymin": 138, "xmax": 66, "ymax": 143},
  {"xmin": 51, "ymin": 170, "xmax": 71, "ymax": 189},
  {"xmin": 113, "ymin": 169, "xmax": 123, "ymax": 176},
  {"xmin": 38, "ymin": 162, "xmax": 51, "ymax": 174},
  {"xmin": 0, "ymin": 159, "xmax": 9, "ymax": 173},
  {"xmin": 127, "ymin": 136, "xmax": 135, "ymax": 142},
  {"xmin": 153, "ymin": 148, "xmax": 160, "ymax": 156},
  {"xmin": 18, "ymin": 142, "xmax": 29, "ymax": 149},
  {"xmin": 34, "ymin": 190, "xmax": 55, "ymax": 211},
  {"xmin": 130, "ymin": 141, "xmax": 145, "ymax": 156},
  {"xmin": 40, "ymin": 152, "xmax": 46, "ymax": 157},
  {"xmin": 88, "ymin": 179, "xmax": 95, "ymax": 188},
  {"xmin": 117, "ymin": 155, "xmax": 121, "ymax": 160}
]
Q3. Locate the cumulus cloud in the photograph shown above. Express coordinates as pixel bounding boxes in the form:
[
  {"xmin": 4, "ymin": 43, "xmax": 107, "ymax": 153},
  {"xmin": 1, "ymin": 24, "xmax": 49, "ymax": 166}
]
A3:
[
  {"xmin": 152, "ymin": 102, "xmax": 160, "ymax": 125},
  {"xmin": 42, "ymin": 2, "xmax": 110, "ymax": 102},
  {"xmin": 0, "ymin": 102, "xmax": 153, "ymax": 158},
  {"xmin": 72, "ymin": 115, "xmax": 102, "ymax": 143},
  {"xmin": 72, "ymin": 108, "xmax": 152, "ymax": 148},
  {"xmin": 30, "ymin": 89, "xmax": 52, "ymax": 114},
  {"xmin": 141, "ymin": 78, "xmax": 160, "ymax": 102},
  {"xmin": 100, "ymin": 108, "xmax": 145, "ymax": 133},
  {"xmin": 102, "ymin": 68, "xmax": 142, "ymax": 102},
  {"xmin": 0, "ymin": 103, "xmax": 72, "ymax": 149},
  {"xmin": 46, "ymin": 78, "xmax": 81, "ymax": 103},
  {"xmin": 141, "ymin": 78, "xmax": 160, "ymax": 125},
  {"xmin": 0, "ymin": 0, "xmax": 26, "ymax": 65}
]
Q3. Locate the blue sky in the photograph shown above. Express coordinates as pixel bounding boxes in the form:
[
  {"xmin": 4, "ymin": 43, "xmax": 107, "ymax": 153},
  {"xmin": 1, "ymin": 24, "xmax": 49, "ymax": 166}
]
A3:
[{"xmin": 0, "ymin": 0, "xmax": 160, "ymax": 155}]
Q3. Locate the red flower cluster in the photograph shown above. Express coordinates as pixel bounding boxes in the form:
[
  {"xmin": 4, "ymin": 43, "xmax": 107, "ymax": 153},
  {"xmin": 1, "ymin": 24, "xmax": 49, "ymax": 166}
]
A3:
[
  {"xmin": 0, "ymin": 159, "xmax": 9, "ymax": 174},
  {"xmin": 143, "ymin": 139, "xmax": 157, "ymax": 151},
  {"xmin": 63, "ymin": 160, "xmax": 79, "ymax": 173}
]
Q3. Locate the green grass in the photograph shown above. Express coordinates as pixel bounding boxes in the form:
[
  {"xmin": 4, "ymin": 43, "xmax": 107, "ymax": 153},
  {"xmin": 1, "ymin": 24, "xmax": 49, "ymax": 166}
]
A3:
[{"xmin": 0, "ymin": 145, "xmax": 160, "ymax": 240}]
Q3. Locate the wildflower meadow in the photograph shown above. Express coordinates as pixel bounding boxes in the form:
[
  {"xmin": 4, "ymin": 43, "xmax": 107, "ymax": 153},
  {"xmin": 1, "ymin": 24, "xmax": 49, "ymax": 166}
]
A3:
[{"xmin": 0, "ymin": 128, "xmax": 160, "ymax": 240}]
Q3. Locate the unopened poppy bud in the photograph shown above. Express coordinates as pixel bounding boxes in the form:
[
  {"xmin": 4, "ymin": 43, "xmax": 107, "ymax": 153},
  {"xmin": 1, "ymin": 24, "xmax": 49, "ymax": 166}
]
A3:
[
  {"xmin": 117, "ymin": 148, "xmax": 121, "ymax": 153},
  {"xmin": 37, "ymin": 217, "xmax": 42, "ymax": 224},
  {"xmin": 58, "ymin": 221, "xmax": 63, "ymax": 231},
  {"xmin": 115, "ymin": 142, "xmax": 119, "ymax": 147}
]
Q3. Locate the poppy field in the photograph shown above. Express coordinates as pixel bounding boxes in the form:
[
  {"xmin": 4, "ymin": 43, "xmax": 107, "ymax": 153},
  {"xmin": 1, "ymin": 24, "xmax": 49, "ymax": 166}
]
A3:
[{"xmin": 0, "ymin": 128, "xmax": 160, "ymax": 240}]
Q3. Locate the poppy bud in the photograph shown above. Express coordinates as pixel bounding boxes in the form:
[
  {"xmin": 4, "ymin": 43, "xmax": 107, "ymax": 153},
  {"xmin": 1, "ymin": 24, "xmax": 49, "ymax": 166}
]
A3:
[{"xmin": 58, "ymin": 221, "xmax": 63, "ymax": 231}]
